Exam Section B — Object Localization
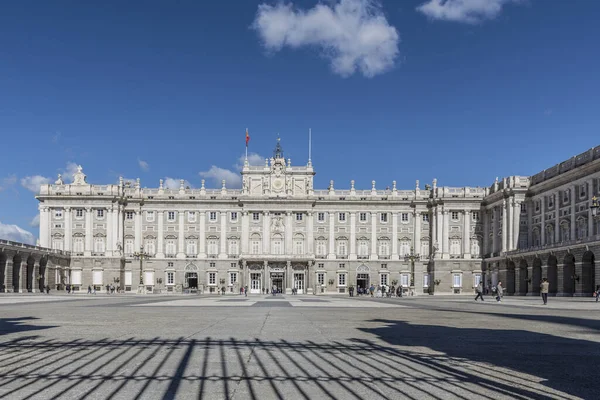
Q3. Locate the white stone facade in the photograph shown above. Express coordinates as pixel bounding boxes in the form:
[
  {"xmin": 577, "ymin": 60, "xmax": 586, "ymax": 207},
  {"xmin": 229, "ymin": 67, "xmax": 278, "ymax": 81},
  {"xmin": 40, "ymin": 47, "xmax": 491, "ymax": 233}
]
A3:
[{"xmin": 35, "ymin": 142, "xmax": 600, "ymax": 295}]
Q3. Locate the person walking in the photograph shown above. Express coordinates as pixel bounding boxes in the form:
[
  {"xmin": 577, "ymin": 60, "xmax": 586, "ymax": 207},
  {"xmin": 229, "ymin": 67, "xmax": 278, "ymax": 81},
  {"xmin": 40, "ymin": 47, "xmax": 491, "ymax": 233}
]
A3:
[
  {"xmin": 496, "ymin": 282, "xmax": 504, "ymax": 302},
  {"xmin": 540, "ymin": 278, "xmax": 549, "ymax": 305},
  {"xmin": 474, "ymin": 282, "xmax": 484, "ymax": 301}
]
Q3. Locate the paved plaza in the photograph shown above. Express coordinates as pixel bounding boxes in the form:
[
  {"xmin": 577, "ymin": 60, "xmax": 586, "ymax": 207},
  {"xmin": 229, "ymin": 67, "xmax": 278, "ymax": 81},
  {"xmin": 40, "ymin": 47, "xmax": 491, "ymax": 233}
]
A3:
[{"xmin": 0, "ymin": 294, "xmax": 599, "ymax": 400}]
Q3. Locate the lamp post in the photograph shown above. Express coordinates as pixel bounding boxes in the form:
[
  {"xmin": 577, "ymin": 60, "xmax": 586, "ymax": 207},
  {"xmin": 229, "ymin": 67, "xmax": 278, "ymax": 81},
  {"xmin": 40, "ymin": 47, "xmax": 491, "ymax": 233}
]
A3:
[
  {"xmin": 133, "ymin": 245, "xmax": 151, "ymax": 291},
  {"xmin": 404, "ymin": 247, "xmax": 420, "ymax": 288}
]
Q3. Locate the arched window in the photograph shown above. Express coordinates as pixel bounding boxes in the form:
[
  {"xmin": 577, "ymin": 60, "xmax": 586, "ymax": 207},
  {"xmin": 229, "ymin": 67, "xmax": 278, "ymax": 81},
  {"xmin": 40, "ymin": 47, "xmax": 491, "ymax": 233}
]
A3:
[
  {"xmin": 470, "ymin": 237, "xmax": 481, "ymax": 257},
  {"xmin": 94, "ymin": 237, "xmax": 105, "ymax": 253},
  {"xmin": 166, "ymin": 239, "xmax": 177, "ymax": 256},
  {"xmin": 228, "ymin": 238, "xmax": 239, "ymax": 255},
  {"xmin": 336, "ymin": 237, "xmax": 348, "ymax": 257},
  {"xmin": 73, "ymin": 236, "xmax": 84, "ymax": 253},
  {"xmin": 560, "ymin": 221, "xmax": 570, "ymax": 242},
  {"xmin": 186, "ymin": 240, "xmax": 197, "ymax": 256},
  {"xmin": 378, "ymin": 238, "xmax": 390, "ymax": 257},
  {"xmin": 399, "ymin": 239, "xmax": 410, "ymax": 257},
  {"xmin": 293, "ymin": 234, "xmax": 304, "ymax": 255},
  {"xmin": 358, "ymin": 239, "xmax": 369, "ymax": 257},
  {"xmin": 577, "ymin": 217, "xmax": 588, "ymax": 239},
  {"xmin": 272, "ymin": 234, "xmax": 284, "ymax": 255},
  {"xmin": 251, "ymin": 234, "xmax": 261, "ymax": 254},
  {"xmin": 316, "ymin": 238, "xmax": 326, "ymax": 257},
  {"xmin": 420, "ymin": 239, "xmax": 429, "ymax": 258},
  {"xmin": 207, "ymin": 238, "xmax": 218, "ymax": 256},
  {"xmin": 450, "ymin": 238, "xmax": 461, "ymax": 256},
  {"xmin": 532, "ymin": 228, "xmax": 541, "ymax": 247},
  {"xmin": 144, "ymin": 239, "xmax": 156, "ymax": 256}
]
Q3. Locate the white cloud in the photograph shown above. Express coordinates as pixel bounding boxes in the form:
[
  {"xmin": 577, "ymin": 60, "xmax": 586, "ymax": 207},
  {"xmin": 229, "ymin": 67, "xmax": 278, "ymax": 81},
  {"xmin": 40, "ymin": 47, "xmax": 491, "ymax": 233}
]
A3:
[
  {"xmin": 252, "ymin": 0, "xmax": 400, "ymax": 78},
  {"xmin": 20, "ymin": 175, "xmax": 52, "ymax": 193},
  {"xmin": 138, "ymin": 159, "xmax": 150, "ymax": 172},
  {"xmin": 416, "ymin": 0, "xmax": 520, "ymax": 24},
  {"xmin": 235, "ymin": 152, "xmax": 266, "ymax": 170},
  {"xmin": 30, "ymin": 215, "xmax": 40, "ymax": 227},
  {"xmin": 0, "ymin": 174, "xmax": 17, "ymax": 192},
  {"xmin": 0, "ymin": 221, "xmax": 36, "ymax": 245},
  {"xmin": 62, "ymin": 162, "xmax": 80, "ymax": 183},
  {"xmin": 199, "ymin": 167, "xmax": 242, "ymax": 188},
  {"xmin": 163, "ymin": 177, "xmax": 192, "ymax": 190}
]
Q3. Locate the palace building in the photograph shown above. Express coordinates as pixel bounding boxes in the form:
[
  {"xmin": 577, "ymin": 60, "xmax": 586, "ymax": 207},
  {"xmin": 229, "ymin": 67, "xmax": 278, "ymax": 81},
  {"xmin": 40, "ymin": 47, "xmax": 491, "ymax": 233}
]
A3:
[{"xmin": 29, "ymin": 140, "xmax": 600, "ymax": 296}]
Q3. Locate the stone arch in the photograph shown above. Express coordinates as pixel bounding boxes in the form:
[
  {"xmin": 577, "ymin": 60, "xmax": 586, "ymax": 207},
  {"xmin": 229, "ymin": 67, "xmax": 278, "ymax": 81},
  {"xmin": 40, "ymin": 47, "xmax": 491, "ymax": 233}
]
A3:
[
  {"xmin": 506, "ymin": 260, "xmax": 516, "ymax": 294},
  {"xmin": 11, "ymin": 253, "xmax": 22, "ymax": 292},
  {"xmin": 26, "ymin": 255, "xmax": 36, "ymax": 293},
  {"xmin": 518, "ymin": 259, "xmax": 528, "ymax": 295},
  {"xmin": 0, "ymin": 252, "xmax": 7, "ymax": 292},
  {"xmin": 356, "ymin": 264, "xmax": 370, "ymax": 272},
  {"xmin": 563, "ymin": 253, "xmax": 576, "ymax": 295},
  {"xmin": 547, "ymin": 254, "xmax": 558, "ymax": 294},
  {"xmin": 532, "ymin": 257, "xmax": 542, "ymax": 294},
  {"xmin": 184, "ymin": 263, "xmax": 199, "ymax": 272},
  {"xmin": 582, "ymin": 250, "xmax": 595, "ymax": 295}
]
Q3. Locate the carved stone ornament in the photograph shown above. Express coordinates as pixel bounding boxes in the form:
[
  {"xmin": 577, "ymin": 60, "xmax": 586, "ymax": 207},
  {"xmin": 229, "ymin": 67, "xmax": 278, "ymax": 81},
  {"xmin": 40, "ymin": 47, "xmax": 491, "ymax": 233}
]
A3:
[
  {"xmin": 55, "ymin": 174, "xmax": 64, "ymax": 185},
  {"xmin": 72, "ymin": 165, "xmax": 87, "ymax": 185},
  {"xmin": 271, "ymin": 216, "xmax": 284, "ymax": 233}
]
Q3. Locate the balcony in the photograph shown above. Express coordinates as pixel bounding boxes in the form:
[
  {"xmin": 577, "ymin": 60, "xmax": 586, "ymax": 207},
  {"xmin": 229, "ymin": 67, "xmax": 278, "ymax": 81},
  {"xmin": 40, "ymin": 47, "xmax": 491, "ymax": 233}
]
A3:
[
  {"xmin": 337, "ymin": 255, "xmax": 348, "ymax": 259},
  {"xmin": 165, "ymin": 254, "xmax": 176, "ymax": 258},
  {"xmin": 91, "ymin": 252, "xmax": 105, "ymax": 257},
  {"xmin": 357, "ymin": 255, "xmax": 369, "ymax": 260},
  {"xmin": 186, "ymin": 254, "xmax": 197, "ymax": 258},
  {"xmin": 379, "ymin": 255, "xmax": 390, "ymax": 260},
  {"xmin": 207, "ymin": 254, "xmax": 218, "ymax": 258},
  {"xmin": 228, "ymin": 254, "xmax": 240, "ymax": 258}
]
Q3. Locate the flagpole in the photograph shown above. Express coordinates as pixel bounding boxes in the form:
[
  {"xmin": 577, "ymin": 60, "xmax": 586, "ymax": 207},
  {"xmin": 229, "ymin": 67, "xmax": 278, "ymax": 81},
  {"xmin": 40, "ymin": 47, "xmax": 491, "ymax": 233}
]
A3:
[
  {"xmin": 308, "ymin": 128, "xmax": 312, "ymax": 166},
  {"xmin": 245, "ymin": 127, "xmax": 248, "ymax": 160}
]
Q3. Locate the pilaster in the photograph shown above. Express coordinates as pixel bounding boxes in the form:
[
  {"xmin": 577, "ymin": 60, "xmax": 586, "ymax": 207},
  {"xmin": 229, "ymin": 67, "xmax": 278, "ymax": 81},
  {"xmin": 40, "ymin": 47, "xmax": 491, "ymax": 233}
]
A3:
[
  {"xmin": 328, "ymin": 211, "xmax": 335, "ymax": 259},
  {"xmin": 241, "ymin": 211, "xmax": 249, "ymax": 254},
  {"xmin": 492, "ymin": 207, "xmax": 498, "ymax": 254},
  {"xmin": 134, "ymin": 209, "xmax": 142, "ymax": 254},
  {"xmin": 441, "ymin": 209, "xmax": 449, "ymax": 259},
  {"xmin": 39, "ymin": 206, "xmax": 49, "ymax": 248},
  {"xmin": 219, "ymin": 211, "xmax": 227, "ymax": 258},
  {"xmin": 436, "ymin": 207, "xmax": 443, "ymax": 259},
  {"xmin": 370, "ymin": 211, "xmax": 377, "ymax": 259},
  {"xmin": 198, "ymin": 211, "xmax": 206, "ymax": 258},
  {"xmin": 507, "ymin": 198, "xmax": 513, "ymax": 251},
  {"xmin": 501, "ymin": 199, "xmax": 508, "ymax": 253},
  {"xmin": 307, "ymin": 211, "xmax": 314, "ymax": 255},
  {"xmin": 285, "ymin": 212, "xmax": 293, "ymax": 255},
  {"xmin": 156, "ymin": 211, "xmax": 165, "ymax": 258},
  {"xmin": 263, "ymin": 211, "xmax": 270, "ymax": 254},
  {"xmin": 462, "ymin": 210, "xmax": 470, "ymax": 259},
  {"xmin": 570, "ymin": 184, "xmax": 576, "ymax": 240},
  {"xmin": 413, "ymin": 211, "xmax": 421, "ymax": 258},
  {"xmin": 349, "ymin": 212, "xmax": 356, "ymax": 260},
  {"xmin": 64, "ymin": 207, "xmax": 72, "ymax": 252}
]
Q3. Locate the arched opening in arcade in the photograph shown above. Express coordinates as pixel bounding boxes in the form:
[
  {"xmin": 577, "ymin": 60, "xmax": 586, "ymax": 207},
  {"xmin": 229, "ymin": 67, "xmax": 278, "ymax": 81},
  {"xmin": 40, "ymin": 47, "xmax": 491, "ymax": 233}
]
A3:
[
  {"xmin": 0, "ymin": 252, "xmax": 6, "ymax": 292},
  {"xmin": 532, "ymin": 257, "xmax": 542, "ymax": 294},
  {"xmin": 563, "ymin": 253, "xmax": 576, "ymax": 295},
  {"xmin": 184, "ymin": 264, "xmax": 198, "ymax": 290},
  {"xmin": 582, "ymin": 250, "xmax": 595, "ymax": 295},
  {"xmin": 506, "ymin": 260, "xmax": 516, "ymax": 295},
  {"xmin": 547, "ymin": 255, "xmax": 558, "ymax": 294},
  {"xmin": 12, "ymin": 254, "xmax": 22, "ymax": 292},
  {"xmin": 518, "ymin": 259, "xmax": 528, "ymax": 295}
]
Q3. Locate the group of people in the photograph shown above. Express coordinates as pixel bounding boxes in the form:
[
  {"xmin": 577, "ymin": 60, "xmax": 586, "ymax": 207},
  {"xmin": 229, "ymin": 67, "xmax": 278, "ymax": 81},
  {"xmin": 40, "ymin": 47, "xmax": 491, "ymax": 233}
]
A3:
[
  {"xmin": 475, "ymin": 279, "xmax": 600, "ymax": 304},
  {"xmin": 351, "ymin": 284, "xmax": 406, "ymax": 298}
]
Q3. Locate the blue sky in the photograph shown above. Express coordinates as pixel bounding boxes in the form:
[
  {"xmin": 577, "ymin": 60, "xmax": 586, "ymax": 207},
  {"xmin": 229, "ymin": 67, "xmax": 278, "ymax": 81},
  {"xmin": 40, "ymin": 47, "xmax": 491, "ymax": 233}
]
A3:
[{"xmin": 1, "ymin": 0, "xmax": 599, "ymax": 244}]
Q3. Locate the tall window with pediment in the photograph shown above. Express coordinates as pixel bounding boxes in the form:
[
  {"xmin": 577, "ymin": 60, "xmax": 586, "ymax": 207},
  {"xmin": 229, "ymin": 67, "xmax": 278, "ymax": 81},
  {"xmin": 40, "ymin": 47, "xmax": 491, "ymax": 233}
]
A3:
[
  {"xmin": 124, "ymin": 238, "xmax": 134, "ymax": 255},
  {"xmin": 228, "ymin": 239, "xmax": 239, "ymax": 255},
  {"xmin": 450, "ymin": 238, "xmax": 461, "ymax": 256},
  {"xmin": 336, "ymin": 238, "xmax": 348, "ymax": 257},
  {"xmin": 577, "ymin": 217, "xmax": 588, "ymax": 239},
  {"xmin": 207, "ymin": 238, "xmax": 218, "ymax": 256},
  {"xmin": 399, "ymin": 239, "xmax": 410, "ymax": 257},
  {"xmin": 272, "ymin": 234, "xmax": 284, "ymax": 255},
  {"xmin": 378, "ymin": 239, "xmax": 390, "ymax": 257},
  {"xmin": 560, "ymin": 221, "xmax": 570, "ymax": 242},
  {"xmin": 293, "ymin": 234, "xmax": 304, "ymax": 255},
  {"xmin": 165, "ymin": 239, "xmax": 176, "ymax": 256},
  {"xmin": 251, "ymin": 234, "xmax": 261, "ymax": 255},
  {"xmin": 52, "ymin": 237, "xmax": 64, "ymax": 251},
  {"xmin": 545, "ymin": 225, "xmax": 554, "ymax": 245},
  {"xmin": 421, "ymin": 239, "xmax": 429, "ymax": 258},
  {"xmin": 186, "ymin": 240, "xmax": 197, "ymax": 256},
  {"xmin": 470, "ymin": 237, "xmax": 481, "ymax": 257},
  {"xmin": 94, "ymin": 237, "xmax": 105, "ymax": 253},
  {"xmin": 316, "ymin": 239, "xmax": 326, "ymax": 257},
  {"xmin": 532, "ymin": 228, "xmax": 541, "ymax": 247},
  {"xmin": 144, "ymin": 239, "xmax": 156, "ymax": 256},
  {"xmin": 358, "ymin": 239, "xmax": 369, "ymax": 257}
]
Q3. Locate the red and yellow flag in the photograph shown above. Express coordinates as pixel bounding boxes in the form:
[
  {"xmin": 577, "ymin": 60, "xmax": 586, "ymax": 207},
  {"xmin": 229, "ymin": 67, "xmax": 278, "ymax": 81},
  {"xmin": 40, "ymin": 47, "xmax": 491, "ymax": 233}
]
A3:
[{"xmin": 245, "ymin": 129, "xmax": 250, "ymax": 146}]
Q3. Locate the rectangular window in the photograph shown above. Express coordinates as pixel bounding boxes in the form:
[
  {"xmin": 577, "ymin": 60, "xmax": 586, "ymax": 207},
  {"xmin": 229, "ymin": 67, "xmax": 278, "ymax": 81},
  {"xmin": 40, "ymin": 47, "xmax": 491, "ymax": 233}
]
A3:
[
  {"xmin": 380, "ymin": 213, "xmax": 388, "ymax": 223},
  {"xmin": 401, "ymin": 213, "xmax": 409, "ymax": 222},
  {"xmin": 474, "ymin": 274, "xmax": 482, "ymax": 287},
  {"xmin": 380, "ymin": 274, "xmax": 388, "ymax": 286},
  {"xmin": 125, "ymin": 211, "xmax": 134, "ymax": 220},
  {"xmin": 167, "ymin": 272, "xmax": 174, "ymax": 285},
  {"xmin": 209, "ymin": 211, "xmax": 217, "ymax": 221},
  {"xmin": 188, "ymin": 212, "xmax": 196, "ymax": 223},
  {"xmin": 167, "ymin": 211, "xmax": 175, "ymax": 221},
  {"xmin": 338, "ymin": 273, "xmax": 346, "ymax": 286},
  {"xmin": 317, "ymin": 272, "xmax": 325, "ymax": 286},
  {"xmin": 359, "ymin": 212, "xmax": 367, "ymax": 222},
  {"xmin": 338, "ymin": 263, "xmax": 345, "ymax": 269},
  {"xmin": 252, "ymin": 212, "xmax": 260, "ymax": 221},
  {"xmin": 451, "ymin": 211, "xmax": 459, "ymax": 221},
  {"xmin": 401, "ymin": 274, "xmax": 409, "ymax": 287},
  {"xmin": 453, "ymin": 274, "xmax": 462, "ymax": 288},
  {"xmin": 472, "ymin": 211, "xmax": 480, "ymax": 222},
  {"xmin": 208, "ymin": 272, "xmax": 216, "ymax": 285},
  {"xmin": 423, "ymin": 274, "xmax": 430, "ymax": 288},
  {"xmin": 231, "ymin": 212, "xmax": 238, "ymax": 222},
  {"xmin": 296, "ymin": 213, "xmax": 303, "ymax": 221},
  {"xmin": 167, "ymin": 262, "xmax": 174, "ymax": 268},
  {"xmin": 76, "ymin": 209, "xmax": 84, "ymax": 218},
  {"xmin": 338, "ymin": 212, "xmax": 346, "ymax": 222},
  {"xmin": 96, "ymin": 209, "xmax": 104, "ymax": 218},
  {"xmin": 317, "ymin": 212, "xmax": 325, "ymax": 222},
  {"xmin": 251, "ymin": 240, "xmax": 260, "ymax": 254},
  {"xmin": 54, "ymin": 210, "xmax": 63, "ymax": 219},
  {"xmin": 53, "ymin": 223, "xmax": 63, "ymax": 229},
  {"xmin": 229, "ymin": 272, "xmax": 238, "ymax": 285},
  {"xmin": 209, "ymin": 262, "xmax": 215, "ymax": 268},
  {"xmin": 146, "ymin": 211, "xmax": 155, "ymax": 222},
  {"xmin": 422, "ymin": 214, "xmax": 429, "ymax": 222},
  {"xmin": 381, "ymin": 263, "xmax": 387, "ymax": 269}
]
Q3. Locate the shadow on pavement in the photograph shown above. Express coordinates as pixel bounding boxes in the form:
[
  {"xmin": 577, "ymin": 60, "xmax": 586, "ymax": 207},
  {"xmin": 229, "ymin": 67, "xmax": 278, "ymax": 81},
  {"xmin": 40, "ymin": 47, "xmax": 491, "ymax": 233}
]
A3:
[{"xmin": 0, "ymin": 317, "xmax": 56, "ymax": 336}]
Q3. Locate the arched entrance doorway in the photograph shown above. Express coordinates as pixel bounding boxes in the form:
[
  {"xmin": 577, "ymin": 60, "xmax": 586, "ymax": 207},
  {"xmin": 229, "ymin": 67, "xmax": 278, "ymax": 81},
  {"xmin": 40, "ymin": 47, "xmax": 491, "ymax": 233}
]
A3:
[
  {"xmin": 0, "ymin": 252, "xmax": 6, "ymax": 292},
  {"xmin": 582, "ymin": 251, "xmax": 595, "ymax": 295},
  {"xmin": 184, "ymin": 264, "xmax": 198, "ymax": 290},
  {"xmin": 356, "ymin": 264, "xmax": 370, "ymax": 294},
  {"xmin": 12, "ymin": 254, "xmax": 21, "ymax": 292},
  {"xmin": 563, "ymin": 253, "xmax": 576, "ymax": 295},
  {"xmin": 547, "ymin": 255, "xmax": 558, "ymax": 294},
  {"xmin": 506, "ymin": 260, "xmax": 516, "ymax": 295},
  {"xmin": 518, "ymin": 259, "xmax": 528, "ymax": 295},
  {"xmin": 532, "ymin": 258, "xmax": 542, "ymax": 294}
]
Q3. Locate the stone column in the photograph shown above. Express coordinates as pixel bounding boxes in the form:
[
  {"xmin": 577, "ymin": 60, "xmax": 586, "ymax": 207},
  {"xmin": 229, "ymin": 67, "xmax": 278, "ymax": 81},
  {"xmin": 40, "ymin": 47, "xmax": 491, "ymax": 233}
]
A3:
[
  {"xmin": 199, "ymin": 211, "xmax": 206, "ymax": 258},
  {"xmin": 482, "ymin": 209, "xmax": 489, "ymax": 256},
  {"xmin": 513, "ymin": 200, "xmax": 521, "ymax": 250},
  {"xmin": 463, "ymin": 210, "xmax": 470, "ymax": 259},
  {"xmin": 85, "ymin": 207, "xmax": 93, "ymax": 255},
  {"xmin": 370, "ymin": 212, "xmax": 377, "ymax": 259},
  {"xmin": 156, "ymin": 211, "xmax": 165, "ymax": 258},
  {"xmin": 492, "ymin": 207, "xmax": 498, "ymax": 254},
  {"xmin": 33, "ymin": 260, "xmax": 41, "ymax": 293},
  {"xmin": 112, "ymin": 207, "xmax": 119, "ymax": 251},
  {"xmin": 413, "ymin": 211, "xmax": 421, "ymax": 257},
  {"xmin": 307, "ymin": 212, "xmax": 314, "ymax": 255},
  {"xmin": 436, "ymin": 207, "xmax": 443, "ymax": 258},
  {"xmin": 501, "ymin": 199, "xmax": 507, "ymax": 253},
  {"xmin": 588, "ymin": 203, "xmax": 594, "ymax": 238},
  {"xmin": 134, "ymin": 209, "xmax": 142, "ymax": 253},
  {"xmin": 507, "ymin": 198, "xmax": 513, "ymax": 251},
  {"xmin": 527, "ymin": 201, "xmax": 533, "ymax": 246},
  {"xmin": 570, "ymin": 185, "xmax": 576, "ymax": 240},
  {"xmin": 574, "ymin": 261, "xmax": 583, "ymax": 296},
  {"xmin": 241, "ymin": 211, "xmax": 249, "ymax": 254},
  {"xmin": 286, "ymin": 260, "xmax": 292, "ymax": 294},
  {"xmin": 177, "ymin": 211, "xmax": 186, "ymax": 258},
  {"xmin": 117, "ymin": 205, "xmax": 124, "ymax": 251},
  {"xmin": 442, "ymin": 209, "xmax": 449, "ymax": 259},
  {"xmin": 106, "ymin": 207, "xmax": 113, "ymax": 254},
  {"xmin": 328, "ymin": 212, "xmax": 335, "ymax": 259},
  {"xmin": 219, "ymin": 211, "xmax": 227, "ymax": 258},
  {"xmin": 555, "ymin": 199, "xmax": 560, "ymax": 243},
  {"xmin": 557, "ymin": 263, "xmax": 565, "ymax": 296},
  {"xmin": 430, "ymin": 209, "xmax": 437, "ymax": 255},
  {"xmin": 285, "ymin": 212, "xmax": 292, "ymax": 255},
  {"xmin": 391, "ymin": 212, "xmax": 398, "ymax": 258},
  {"xmin": 263, "ymin": 211, "xmax": 270, "ymax": 254},
  {"xmin": 39, "ymin": 206, "xmax": 49, "ymax": 248},
  {"xmin": 64, "ymin": 207, "xmax": 72, "ymax": 252},
  {"xmin": 349, "ymin": 211, "xmax": 357, "ymax": 260}
]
